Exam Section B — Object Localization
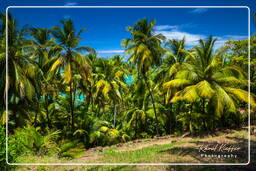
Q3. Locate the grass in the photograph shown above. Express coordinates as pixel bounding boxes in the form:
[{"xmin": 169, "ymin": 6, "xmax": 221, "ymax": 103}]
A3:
[
  {"xmin": 101, "ymin": 141, "xmax": 185, "ymax": 163},
  {"xmin": 14, "ymin": 126, "xmax": 255, "ymax": 171}
]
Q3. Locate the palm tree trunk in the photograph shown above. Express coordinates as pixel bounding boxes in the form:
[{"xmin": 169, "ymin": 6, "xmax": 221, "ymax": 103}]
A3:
[
  {"xmin": 69, "ymin": 81, "xmax": 74, "ymax": 132},
  {"xmin": 168, "ymin": 103, "xmax": 172, "ymax": 134},
  {"xmin": 46, "ymin": 102, "xmax": 51, "ymax": 128},
  {"xmin": 33, "ymin": 95, "xmax": 40, "ymax": 126},
  {"xmin": 202, "ymin": 99, "xmax": 207, "ymax": 131},
  {"xmin": 85, "ymin": 91, "xmax": 91, "ymax": 112},
  {"xmin": 72, "ymin": 84, "xmax": 77, "ymax": 129},
  {"xmin": 142, "ymin": 74, "xmax": 159, "ymax": 136},
  {"xmin": 96, "ymin": 105, "xmax": 100, "ymax": 117},
  {"xmin": 189, "ymin": 103, "xmax": 193, "ymax": 134},
  {"xmin": 12, "ymin": 104, "xmax": 18, "ymax": 129},
  {"xmin": 113, "ymin": 104, "xmax": 117, "ymax": 127},
  {"xmin": 135, "ymin": 111, "xmax": 138, "ymax": 138},
  {"xmin": 44, "ymin": 95, "xmax": 51, "ymax": 128},
  {"xmin": 102, "ymin": 103, "xmax": 105, "ymax": 114},
  {"xmin": 34, "ymin": 110, "xmax": 38, "ymax": 126}
]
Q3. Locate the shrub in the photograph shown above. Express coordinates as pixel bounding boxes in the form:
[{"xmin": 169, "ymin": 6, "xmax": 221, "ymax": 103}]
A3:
[
  {"xmin": 11, "ymin": 126, "xmax": 60, "ymax": 156},
  {"xmin": 0, "ymin": 125, "xmax": 17, "ymax": 170}
]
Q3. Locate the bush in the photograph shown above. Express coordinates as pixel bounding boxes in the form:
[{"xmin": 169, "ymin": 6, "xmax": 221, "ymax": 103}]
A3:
[
  {"xmin": 0, "ymin": 125, "xmax": 6, "ymax": 169},
  {"xmin": 0, "ymin": 125, "xmax": 17, "ymax": 170},
  {"xmin": 58, "ymin": 140, "xmax": 79, "ymax": 159},
  {"xmin": 11, "ymin": 126, "xmax": 60, "ymax": 156}
]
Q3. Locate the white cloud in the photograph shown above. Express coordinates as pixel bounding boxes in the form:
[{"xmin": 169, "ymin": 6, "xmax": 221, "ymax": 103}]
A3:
[
  {"xmin": 154, "ymin": 25, "xmax": 177, "ymax": 31},
  {"xmin": 98, "ymin": 50, "xmax": 124, "ymax": 54},
  {"xmin": 154, "ymin": 24, "xmax": 196, "ymax": 32},
  {"xmin": 156, "ymin": 30, "xmax": 206, "ymax": 46},
  {"xmin": 213, "ymin": 39, "xmax": 227, "ymax": 49},
  {"xmin": 64, "ymin": 2, "xmax": 78, "ymax": 6},
  {"xmin": 155, "ymin": 24, "xmax": 247, "ymax": 48},
  {"xmin": 214, "ymin": 35, "xmax": 247, "ymax": 49},
  {"xmin": 189, "ymin": 8, "xmax": 208, "ymax": 14},
  {"xmin": 222, "ymin": 35, "xmax": 248, "ymax": 40},
  {"xmin": 155, "ymin": 24, "xmax": 205, "ymax": 46}
]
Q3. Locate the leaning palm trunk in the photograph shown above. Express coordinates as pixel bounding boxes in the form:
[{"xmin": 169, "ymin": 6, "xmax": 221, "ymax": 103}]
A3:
[{"xmin": 142, "ymin": 74, "xmax": 160, "ymax": 136}]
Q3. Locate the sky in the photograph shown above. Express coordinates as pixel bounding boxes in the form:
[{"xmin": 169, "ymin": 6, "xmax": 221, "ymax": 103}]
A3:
[{"xmin": 0, "ymin": 0, "xmax": 255, "ymax": 57}]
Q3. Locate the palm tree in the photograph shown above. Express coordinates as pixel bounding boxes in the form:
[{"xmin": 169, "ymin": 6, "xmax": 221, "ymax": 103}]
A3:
[
  {"xmin": 125, "ymin": 107, "xmax": 147, "ymax": 138},
  {"xmin": 93, "ymin": 57, "xmax": 126, "ymax": 126},
  {"xmin": 0, "ymin": 13, "xmax": 36, "ymax": 127},
  {"xmin": 50, "ymin": 19, "xmax": 94, "ymax": 131},
  {"xmin": 122, "ymin": 18, "xmax": 165, "ymax": 135},
  {"xmin": 164, "ymin": 36, "xmax": 255, "ymax": 131},
  {"xmin": 156, "ymin": 37, "xmax": 186, "ymax": 133},
  {"xmin": 29, "ymin": 27, "xmax": 61, "ymax": 127}
]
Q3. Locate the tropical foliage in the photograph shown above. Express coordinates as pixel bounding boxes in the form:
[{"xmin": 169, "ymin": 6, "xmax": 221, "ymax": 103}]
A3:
[{"xmin": 0, "ymin": 13, "xmax": 255, "ymax": 165}]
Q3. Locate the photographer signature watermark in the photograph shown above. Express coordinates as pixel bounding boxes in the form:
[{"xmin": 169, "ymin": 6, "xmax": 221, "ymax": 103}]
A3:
[{"xmin": 198, "ymin": 143, "xmax": 241, "ymax": 159}]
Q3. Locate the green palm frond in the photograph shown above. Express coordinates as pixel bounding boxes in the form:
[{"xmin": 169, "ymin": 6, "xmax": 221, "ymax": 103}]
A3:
[
  {"xmin": 224, "ymin": 87, "xmax": 256, "ymax": 105},
  {"xmin": 196, "ymin": 80, "xmax": 215, "ymax": 99},
  {"xmin": 163, "ymin": 79, "xmax": 192, "ymax": 89},
  {"xmin": 172, "ymin": 85, "xmax": 199, "ymax": 103}
]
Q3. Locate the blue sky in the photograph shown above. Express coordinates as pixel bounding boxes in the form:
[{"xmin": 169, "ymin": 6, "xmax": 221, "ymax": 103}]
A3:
[{"xmin": 1, "ymin": 0, "xmax": 254, "ymax": 57}]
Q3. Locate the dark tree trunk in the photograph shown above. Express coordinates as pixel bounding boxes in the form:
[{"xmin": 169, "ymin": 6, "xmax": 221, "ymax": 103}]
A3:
[
  {"xmin": 33, "ymin": 95, "xmax": 40, "ymax": 126},
  {"xmin": 12, "ymin": 104, "xmax": 18, "ymax": 129},
  {"xmin": 46, "ymin": 104, "xmax": 51, "ymax": 128},
  {"xmin": 113, "ymin": 104, "xmax": 117, "ymax": 128},
  {"xmin": 189, "ymin": 103, "xmax": 193, "ymax": 134},
  {"xmin": 202, "ymin": 99, "xmax": 207, "ymax": 131},
  {"xmin": 167, "ymin": 103, "xmax": 173, "ymax": 134},
  {"xmin": 45, "ymin": 95, "xmax": 52, "ymax": 128},
  {"xmin": 142, "ymin": 74, "xmax": 160, "ymax": 136},
  {"xmin": 135, "ymin": 111, "xmax": 138, "ymax": 139},
  {"xmin": 69, "ymin": 81, "xmax": 74, "ymax": 132},
  {"xmin": 85, "ymin": 91, "xmax": 91, "ymax": 113}
]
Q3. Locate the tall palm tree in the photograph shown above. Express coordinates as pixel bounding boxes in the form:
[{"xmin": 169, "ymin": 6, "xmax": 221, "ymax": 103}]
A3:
[
  {"xmin": 50, "ymin": 19, "xmax": 94, "ymax": 131},
  {"xmin": 160, "ymin": 37, "xmax": 187, "ymax": 103},
  {"xmin": 155, "ymin": 37, "xmax": 187, "ymax": 133},
  {"xmin": 122, "ymin": 18, "xmax": 165, "ymax": 135},
  {"xmin": 0, "ymin": 13, "xmax": 6, "ymax": 107},
  {"xmin": 0, "ymin": 13, "xmax": 36, "ymax": 127},
  {"xmin": 164, "ymin": 36, "xmax": 255, "ymax": 131},
  {"xmin": 29, "ymin": 27, "xmax": 61, "ymax": 127}
]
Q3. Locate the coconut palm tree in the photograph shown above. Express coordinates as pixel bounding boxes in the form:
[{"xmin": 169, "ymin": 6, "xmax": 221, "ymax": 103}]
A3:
[
  {"xmin": 125, "ymin": 107, "xmax": 147, "ymax": 138},
  {"xmin": 50, "ymin": 19, "xmax": 94, "ymax": 131},
  {"xmin": 93, "ymin": 57, "xmax": 127, "ymax": 126},
  {"xmin": 0, "ymin": 13, "xmax": 36, "ymax": 127},
  {"xmin": 164, "ymin": 36, "xmax": 255, "ymax": 131},
  {"xmin": 155, "ymin": 37, "xmax": 187, "ymax": 133},
  {"xmin": 29, "ymin": 27, "xmax": 62, "ymax": 127},
  {"xmin": 122, "ymin": 18, "xmax": 165, "ymax": 135}
]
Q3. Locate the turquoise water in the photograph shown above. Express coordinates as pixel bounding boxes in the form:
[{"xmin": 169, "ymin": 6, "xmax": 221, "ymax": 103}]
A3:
[
  {"xmin": 125, "ymin": 75, "xmax": 133, "ymax": 85},
  {"xmin": 54, "ymin": 75, "xmax": 133, "ymax": 100},
  {"xmin": 59, "ymin": 93, "xmax": 85, "ymax": 100}
]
